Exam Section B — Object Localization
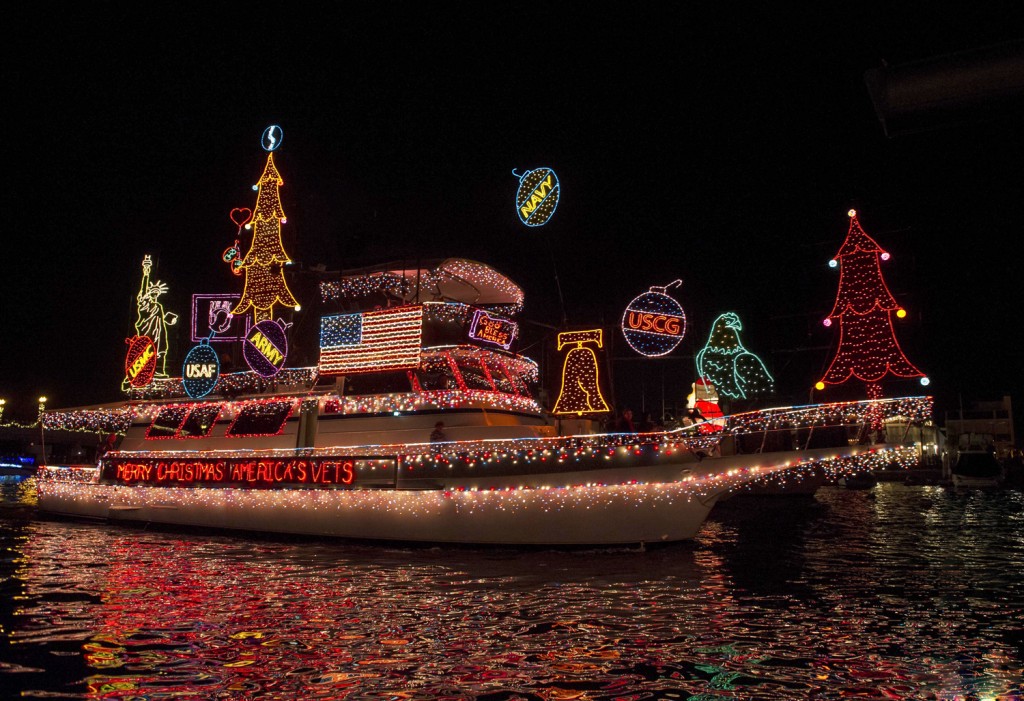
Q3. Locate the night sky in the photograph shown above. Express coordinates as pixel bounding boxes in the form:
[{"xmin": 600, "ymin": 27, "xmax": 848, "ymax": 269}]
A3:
[{"xmin": 5, "ymin": 6, "xmax": 1024, "ymax": 434}]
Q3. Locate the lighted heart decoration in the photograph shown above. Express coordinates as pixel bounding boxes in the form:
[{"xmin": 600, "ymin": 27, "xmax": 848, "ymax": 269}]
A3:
[{"xmin": 230, "ymin": 207, "xmax": 252, "ymax": 228}]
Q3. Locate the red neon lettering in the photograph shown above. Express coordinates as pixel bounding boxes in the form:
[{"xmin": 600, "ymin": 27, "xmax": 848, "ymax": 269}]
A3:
[
  {"xmin": 273, "ymin": 461, "xmax": 294, "ymax": 482},
  {"xmin": 112, "ymin": 458, "xmax": 365, "ymax": 486},
  {"xmin": 627, "ymin": 311, "xmax": 681, "ymax": 335},
  {"xmin": 117, "ymin": 463, "xmax": 152, "ymax": 482}
]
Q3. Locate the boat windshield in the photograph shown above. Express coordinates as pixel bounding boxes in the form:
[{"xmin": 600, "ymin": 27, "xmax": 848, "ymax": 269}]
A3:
[
  {"xmin": 147, "ymin": 406, "xmax": 189, "ymax": 439},
  {"xmin": 337, "ymin": 350, "xmax": 533, "ymax": 398},
  {"xmin": 226, "ymin": 401, "xmax": 294, "ymax": 437}
]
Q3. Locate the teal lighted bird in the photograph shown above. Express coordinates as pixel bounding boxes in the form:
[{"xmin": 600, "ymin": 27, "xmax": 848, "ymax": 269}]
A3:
[{"xmin": 695, "ymin": 312, "xmax": 775, "ymax": 400}]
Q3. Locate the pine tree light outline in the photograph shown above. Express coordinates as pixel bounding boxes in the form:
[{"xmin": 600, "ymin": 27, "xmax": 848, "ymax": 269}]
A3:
[
  {"xmin": 231, "ymin": 129, "xmax": 299, "ymax": 325},
  {"xmin": 815, "ymin": 210, "xmax": 927, "ymax": 394}
]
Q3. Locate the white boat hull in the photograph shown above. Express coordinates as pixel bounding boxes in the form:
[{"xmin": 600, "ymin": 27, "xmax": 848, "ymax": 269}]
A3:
[
  {"xmin": 40, "ymin": 481, "xmax": 717, "ymax": 546},
  {"xmin": 36, "ymin": 443, "xmax": 911, "ymax": 546}
]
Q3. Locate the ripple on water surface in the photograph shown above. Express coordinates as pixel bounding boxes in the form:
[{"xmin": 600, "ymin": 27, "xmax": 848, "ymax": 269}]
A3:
[{"xmin": 1, "ymin": 480, "xmax": 1022, "ymax": 699}]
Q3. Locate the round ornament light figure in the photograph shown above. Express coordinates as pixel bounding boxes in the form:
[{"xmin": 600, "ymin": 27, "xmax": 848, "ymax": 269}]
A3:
[
  {"xmin": 243, "ymin": 319, "xmax": 289, "ymax": 378},
  {"xmin": 261, "ymin": 125, "xmax": 283, "ymax": 152},
  {"xmin": 182, "ymin": 342, "xmax": 221, "ymax": 399},
  {"xmin": 514, "ymin": 167, "xmax": 560, "ymax": 227},
  {"xmin": 124, "ymin": 335, "xmax": 158, "ymax": 388},
  {"xmin": 620, "ymin": 281, "xmax": 687, "ymax": 357}
]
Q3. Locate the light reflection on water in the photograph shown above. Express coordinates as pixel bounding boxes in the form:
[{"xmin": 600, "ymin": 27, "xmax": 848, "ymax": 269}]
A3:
[{"xmin": 1, "ymin": 478, "xmax": 1022, "ymax": 700}]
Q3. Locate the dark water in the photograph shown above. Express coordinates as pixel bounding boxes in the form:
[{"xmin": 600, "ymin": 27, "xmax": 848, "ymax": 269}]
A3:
[{"xmin": 2, "ymin": 476, "xmax": 1022, "ymax": 700}]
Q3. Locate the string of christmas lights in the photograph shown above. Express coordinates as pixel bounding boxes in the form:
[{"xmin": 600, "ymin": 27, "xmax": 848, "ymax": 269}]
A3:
[
  {"xmin": 125, "ymin": 367, "xmax": 319, "ymax": 401},
  {"xmin": 44, "ymin": 397, "xmax": 930, "ymax": 472},
  {"xmin": 320, "ymin": 262, "xmax": 525, "ymax": 315},
  {"xmin": 37, "ymin": 444, "xmax": 918, "ymax": 510}
]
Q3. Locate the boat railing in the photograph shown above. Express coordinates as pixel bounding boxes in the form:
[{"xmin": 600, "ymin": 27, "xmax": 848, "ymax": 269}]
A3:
[
  {"xmin": 339, "ymin": 396, "xmax": 934, "ymax": 461},
  {"xmin": 37, "ymin": 397, "xmax": 933, "ymax": 471}
]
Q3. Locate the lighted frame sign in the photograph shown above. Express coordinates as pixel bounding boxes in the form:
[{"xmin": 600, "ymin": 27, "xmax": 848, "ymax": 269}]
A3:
[
  {"xmin": 191, "ymin": 293, "xmax": 250, "ymax": 342},
  {"xmin": 319, "ymin": 306, "xmax": 424, "ymax": 375},
  {"xmin": 468, "ymin": 309, "xmax": 518, "ymax": 350},
  {"xmin": 102, "ymin": 455, "xmax": 396, "ymax": 488},
  {"xmin": 514, "ymin": 167, "xmax": 560, "ymax": 227},
  {"xmin": 621, "ymin": 281, "xmax": 687, "ymax": 357}
]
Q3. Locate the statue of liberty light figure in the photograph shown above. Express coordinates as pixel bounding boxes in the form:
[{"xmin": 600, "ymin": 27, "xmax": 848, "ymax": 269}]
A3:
[{"xmin": 133, "ymin": 255, "xmax": 178, "ymax": 377}]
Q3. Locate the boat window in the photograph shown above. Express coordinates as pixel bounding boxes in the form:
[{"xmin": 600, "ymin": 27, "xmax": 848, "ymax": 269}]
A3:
[
  {"xmin": 415, "ymin": 365, "xmax": 458, "ymax": 391},
  {"xmin": 485, "ymin": 360, "xmax": 519, "ymax": 395},
  {"xmin": 342, "ymin": 371, "xmax": 413, "ymax": 396},
  {"xmin": 147, "ymin": 406, "xmax": 189, "ymax": 439},
  {"xmin": 227, "ymin": 400, "xmax": 294, "ymax": 437},
  {"xmin": 179, "ymin": 404, "xmax": 221, "ymax": 438},
  {"xmin": 458, "ymin": 358, "xmax": 494, "ymax": 391}
]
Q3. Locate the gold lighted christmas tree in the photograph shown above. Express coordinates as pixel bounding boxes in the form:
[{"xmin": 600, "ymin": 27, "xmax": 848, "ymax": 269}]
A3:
[{"xmin": 231, "ymin": 126, "xmax": 299, "ymax": 324}]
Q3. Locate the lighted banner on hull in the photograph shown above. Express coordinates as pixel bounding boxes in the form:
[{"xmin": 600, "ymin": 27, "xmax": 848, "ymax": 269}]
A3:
[{"xmin": 102, "ymin": 456, "xmax": 397, "ymax": 488}]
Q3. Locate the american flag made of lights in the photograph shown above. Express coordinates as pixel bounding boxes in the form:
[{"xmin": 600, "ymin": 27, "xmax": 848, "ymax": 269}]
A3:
[{"xmin": 319, "ymin": 306, "xmax": 423, "ymax": 374}]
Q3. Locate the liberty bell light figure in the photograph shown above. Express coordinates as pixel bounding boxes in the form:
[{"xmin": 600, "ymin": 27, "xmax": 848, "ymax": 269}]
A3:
[{"xmin": 552, "ymin": 329, "xmax": 610, "ymax": 416}]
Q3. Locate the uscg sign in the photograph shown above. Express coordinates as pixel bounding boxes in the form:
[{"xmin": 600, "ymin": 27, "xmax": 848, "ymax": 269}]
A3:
[{"xmin": 620, "ymin": 282, "xmax": 687, "ymax": 357}]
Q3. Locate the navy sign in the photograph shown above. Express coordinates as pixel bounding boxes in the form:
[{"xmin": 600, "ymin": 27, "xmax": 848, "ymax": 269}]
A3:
[
  {"xmin": 514, "ymin": 167, "xmax": 560, "ymax": 227},
  {"xmin": 182, "ymin": 342, "xmax": 220, "ymax": 398}
]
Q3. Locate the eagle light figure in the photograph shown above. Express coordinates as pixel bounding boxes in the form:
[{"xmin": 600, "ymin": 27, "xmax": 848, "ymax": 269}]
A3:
[{"xmin": 695, "ymin": 312, "xmax": 775, "ymax": 400}]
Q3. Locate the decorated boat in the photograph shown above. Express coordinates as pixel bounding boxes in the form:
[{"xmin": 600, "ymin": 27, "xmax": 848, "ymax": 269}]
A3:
[
  {"xmin": 36, "ymin": 390, "xmax": 931, "ymax": 546},
  {"xmin": 34, "ymin": 127, "xmax": 935, "ymax": 546}
]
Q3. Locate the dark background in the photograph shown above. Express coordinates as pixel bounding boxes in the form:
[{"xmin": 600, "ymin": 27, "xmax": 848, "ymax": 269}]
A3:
[{"xmin": 4, "ymin": 5, "xmax": 1023, "ymax": 435}]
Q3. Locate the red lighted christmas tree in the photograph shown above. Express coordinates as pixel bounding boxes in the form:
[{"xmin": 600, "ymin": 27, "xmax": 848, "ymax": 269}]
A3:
[{"xmin": 815, "ymin": 210, "xmax": 927, "ymax": 403}]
